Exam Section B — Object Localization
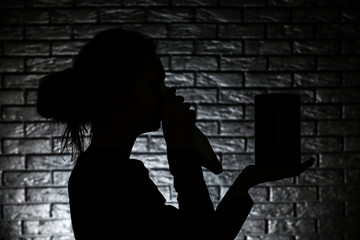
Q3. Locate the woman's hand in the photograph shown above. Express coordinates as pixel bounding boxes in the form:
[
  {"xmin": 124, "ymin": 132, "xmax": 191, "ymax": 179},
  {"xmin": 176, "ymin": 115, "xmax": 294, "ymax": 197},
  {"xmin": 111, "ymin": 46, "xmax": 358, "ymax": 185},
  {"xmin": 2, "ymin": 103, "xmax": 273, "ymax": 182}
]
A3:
[
  {"xmin": 236, "ymin": 157, "xmax": 316, "ymax": 191},
  {"xmin": 161, "ymin": 87, "xmax": 196, "ymax": 151}
]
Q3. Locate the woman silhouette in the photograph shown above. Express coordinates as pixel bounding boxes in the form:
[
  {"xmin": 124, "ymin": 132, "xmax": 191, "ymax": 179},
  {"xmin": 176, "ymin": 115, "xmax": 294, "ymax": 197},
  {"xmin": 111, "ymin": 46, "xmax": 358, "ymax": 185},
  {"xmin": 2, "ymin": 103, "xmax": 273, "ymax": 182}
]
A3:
[{"xmin": 37, "ymin": 28, "xmax": 314, "ymax": 240}]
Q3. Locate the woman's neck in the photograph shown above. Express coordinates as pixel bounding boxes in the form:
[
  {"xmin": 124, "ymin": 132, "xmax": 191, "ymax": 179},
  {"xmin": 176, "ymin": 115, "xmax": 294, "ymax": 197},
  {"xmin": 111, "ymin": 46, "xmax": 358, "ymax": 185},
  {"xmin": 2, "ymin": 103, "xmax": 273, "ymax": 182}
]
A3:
[{"xmin": 87, "ymin": 123, "xmax": 139, "ymax": 159}]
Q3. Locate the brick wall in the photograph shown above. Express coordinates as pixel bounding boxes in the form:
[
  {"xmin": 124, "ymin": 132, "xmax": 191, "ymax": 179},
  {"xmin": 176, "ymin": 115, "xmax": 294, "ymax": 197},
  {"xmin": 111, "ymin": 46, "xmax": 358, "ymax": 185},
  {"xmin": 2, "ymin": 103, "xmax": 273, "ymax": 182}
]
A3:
[{"xmin": 0, "ymin": 0, "xmax": 359, "ymax": 239}]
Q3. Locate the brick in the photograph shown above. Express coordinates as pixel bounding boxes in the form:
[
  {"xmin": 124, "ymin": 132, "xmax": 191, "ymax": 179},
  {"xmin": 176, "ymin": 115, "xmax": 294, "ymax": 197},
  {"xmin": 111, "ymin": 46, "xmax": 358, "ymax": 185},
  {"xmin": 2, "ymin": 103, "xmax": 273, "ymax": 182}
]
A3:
[
  {"xmin": 99, "ymin": 8, "xmax": 145, "ymax": 23},
  {"xmin": 301, "ymin": 121, "xmax": 316, "ymax": 136},
  {"xmin": 170, "ymin": 24, "xmax": 216, "ymax": 38},
  {"xmin": 4, "ymin": 42, "xmax": 50, "ymax": 56},
  {"xmin": 26, "ymin": 155, "xmax": 73, "ymax": 170},
  {"xmin": 319, "ymin": 185, "xmax": 360, "ymax": 201},
  {"xmin": 149, "ymin": 169, "xmax": 173, "ymax": 185},
  {"xmin": 341, "ymin": 8, "xmax": 360, "ymax": 22},
  {"xmin": 248, "ymin": 186, "xmax": 268, "ymax": 201},
  {"xmin": 320, "ymin": 153, "xmax": 360, "ymax": 168},
  {"xmin": 268, "ymin": 218, "xmax": 316, "ymax": 234},
  {"xmin": 2, "ymin": 9, "xmax": 49, "ymax": 24},
  {"xmin": 3, "ymin": 171, "xmax": 51, "ymax": 187},
  {"xmin": 315, "ymin": 24, "xmax": 360, "ymax": 39},
  {"xmin": 317, "ymin": 0, "xmax": 360, "ymax": 7},
  {"xmin": 51, "ymin": 9, "xmax": 97, "ymax": 23},
  {"xmin": 346, "ymin": 201, "xmax": 360, "ymax": 217},
  {"xmin": 318, "ymin": 120, "xmax": 360, "ymax": 136},
  {"xmin": 196, "ymin": 72, "xmax": 243, "ymax": 87},
  {"xmin": 270, "ymin": 186, "xmax": 317, "ymax": 202},
  {"xmin": 294, "ymin": 72, "xmax": 341, "ymax": 87},
  {"xmin": 0, "ymin": 123, "xmax": 24, "ymax": 138},
  {"xmin": 318, "ymin": 56, "xmax": 360, "ymax": 71},
  {"xmin": 171, "ymin": 0, "xmax": 217, "ymax": 6},
  {"xmin": 196, "ymin": 40, "xmax": 243, "ymax": 55},
  {"xmin": 51, "ymin": 204, "xmax": 71, "ymax": 218},
  {"xmin": 76, "ymin": 0, "xmax": 122, "ymax": 6},
  {"xmin": 3, "ymin": 74, "xmax": 43, "ymax": 88},
  {"xmin": 204, "ymin": 170, "xmax": 240, "ymax": 186},
  {"xmin": 3, "ymin": 204, "xmax": 50, "ymax": 219},
  {"xmin": 345, "ymin": 137, "xmax": 360, "ymax": 151},
  {"xmin": 53, "ymin": 171, "xmax": 71, "ymax": 185},
  {"xmin": 318, "ymin": 217, "xmax": 360, "ymax": 233},
  {"xmin": 25, "ymin": 26, "xmax": 72, "ymax": 40},
  {"xmin": 25, "ymin": 122, "xmax": 65, "ymax": 138},
  {"xmin": 249, "ymin": 203, "xmax": 294, "ymax": 218},
  {"xmin": 23, "ymin": 219, "xmax": 72, "ymax": 234},
  {"xmin": 123, "ymin": 24, "xmax": 168, "ymax": 38},
  {"xmin": 343, "ymin": 72, "xmax": 360, "ymax": 86},
  {"xmin": 148, "ymin": 137, "xmax": 166, "ymax": 152},
  {"xmin": 0, "ymin": 57, "xmax": 25, "ymax": 72},
  {"xmin": 297, "ymin": 201, "xmax": 343, "ymax": 218},
  {"xmin": 269, "ymin": 56, "xmax": 315, "ymax": 71},
  {"xmin": 300, "ymin": 104, "xmax": 341, "ymax": 119},
  {"xmin": 301, "ymin": 137, "xmax": 342, "ymax": 153},
  {"xmin": 197, "ymin": 104, "xmax": 243, "ymax": 120},
  {"xmin": 344, "ymin": 104, "xmax": 360, "ymax": 119},
  {"xmin": 26, "ymin": 57, "xmax": 72, "ymax": 72},
  {"xmin": 245, "ymin": 73, "xmax": 292, "ymax": 87},
  {"xmin": 0, "ymin": 0, "xmax": 24, "ymax": 7},
  {"xmin": 2, "ymin": 106, "xmax": 40, "ymax": 121},
  {"xmin": 244, "ymin": 8, "xmax": 291, "ymax": 22},
  {"xmin": 165, "ymin": 72, "xmax": 194, "ymax": 86},
  {"xmin": 131, "ymin": 153, "xmax": 168, "ymax": 169},
  {"xmin": 267, "ymin": 24, "xmax": 313, "ymax": 39},
  {"xmin": 245, "ymin": 40, "xmax": 291, "ymax": 55},
  {"xmin": 195, "ymin": 121, "xmax": 218, "ymax": 135},
  {"xmin": 0, "ymin": 155, "xmax": 25, "ymax": 170},
  {"xmin": 52, "ymin": 41, "xmax": 86, "ymax": 55},
  {"xmin": 240, "ymin": 219, "xmax": 265, "ymax": 234},
  {"xmin": 176, "ymin": 88, "xmax": 217, "ymax": 103},
  {"xmin": 316, "ymin": 88, "xmax": 360, "ymax": 103},
  {"xmin": 0, "ymin": 220, "xmax": 21, "ymax": 238},
  {"xmin": 196, "ymin": 8, "xmax": 242, "ymax": 22},
  {"xmin": 219, "ymin": 0, "xmax": 266, "ymax": 6},
  {"xmin": 148, "ymin": 8, "xmax": 194, "ymax": 22},
  {"xmin": 297, "ymin": 169, "xmax": 343, "ymax": 184},
  {"xmin": 219, "ymin": 24, "xmax": 264, "ymax": 39},
  {"xmin": 293, "ymin": 8, "xmax": 339, "ymax": 22},
  {"xmin": 221, "ymin": 56, "xmax": 267, "ymax": 71},
  {"xmin": 27, "ymin": 187, "xmax": 69, "ymax": 202},
  {"xmin": 208, "ymin": 137, "xmax": 245, "ymax": 152},
  {"xmin": 171, "ymin": 56, "xmax": 218, "ymax": 70},
  {"xmin": 247, "ymin": 235, "xmax": 293, "ymax": 240},
  {"xmin": 157, "ymin": 40, "xmax": 194, "ymax": 54},
  {"xmin": 267, "ymin": 89, "xmax": 315, "ymax": 103},
  {"xmin": 0, "ymin": 27, "xmax": 23, "ymax": 40},
  {"xmin": 269, "ymin": 0, "xmax": 315, "ymax": 6},
  {"xmin": 0, "ymin": 90, "xmax": 24, "ymax": 105},
  {"xmin": 293, "ymin": 40, "xmax": 340, "ymax": 55},
  {"xmin": 0, "ymin": 189, "xmax": 25, "ymax": 203},
  {"xmin": 3, "ymin": 139, "xmax": 52, "ymax": 154},
  {"xmin": 27, "ymin": 0, "xmax": 73, "ymax": 7},
  {"xmin": 219, "ymin": 89, "xmax": 265, "ymax": 104},
  {"xmin": 220, "ymin": 121, "xmax": 254, "ymax": 136},
  {"xmin": 221, "ymin": 153, "xmax": 254, "ymax": 169},
  {"xmin": 345, "ymin": 169, "xmax": 360, "ymax": 184}
]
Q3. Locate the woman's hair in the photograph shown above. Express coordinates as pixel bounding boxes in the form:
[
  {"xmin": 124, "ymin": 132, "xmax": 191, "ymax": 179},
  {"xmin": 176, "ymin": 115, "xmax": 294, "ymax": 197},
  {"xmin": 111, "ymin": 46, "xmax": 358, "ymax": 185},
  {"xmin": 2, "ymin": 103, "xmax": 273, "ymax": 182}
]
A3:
[{"xmin": 37, "ymin": 28, "xmax": 156, "ymax": 158}]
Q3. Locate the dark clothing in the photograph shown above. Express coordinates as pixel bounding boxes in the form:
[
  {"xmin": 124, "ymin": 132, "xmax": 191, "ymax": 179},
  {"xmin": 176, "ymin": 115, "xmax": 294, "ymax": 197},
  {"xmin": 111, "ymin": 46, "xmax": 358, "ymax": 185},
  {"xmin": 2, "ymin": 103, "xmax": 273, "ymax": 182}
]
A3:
[{"xmin": 68, "ymin": 148, "xmax": 253, "ymax": 239}]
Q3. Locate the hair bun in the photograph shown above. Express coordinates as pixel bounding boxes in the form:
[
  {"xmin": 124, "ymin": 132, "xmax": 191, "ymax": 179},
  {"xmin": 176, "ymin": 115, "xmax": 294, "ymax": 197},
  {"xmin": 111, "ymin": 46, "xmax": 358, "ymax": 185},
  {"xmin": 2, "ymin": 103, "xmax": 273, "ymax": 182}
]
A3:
[{"xmin": 37, "ymin": 68, "xmax": 78, "ymax": 122}]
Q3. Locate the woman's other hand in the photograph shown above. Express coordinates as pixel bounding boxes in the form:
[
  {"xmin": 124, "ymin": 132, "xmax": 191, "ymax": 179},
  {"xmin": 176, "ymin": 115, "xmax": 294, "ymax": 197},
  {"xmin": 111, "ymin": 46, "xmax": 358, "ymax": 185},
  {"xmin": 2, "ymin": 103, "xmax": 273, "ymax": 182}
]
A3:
[{"xmin": 237, "ymin": 157, "xmax": 316, "ymax": 191}]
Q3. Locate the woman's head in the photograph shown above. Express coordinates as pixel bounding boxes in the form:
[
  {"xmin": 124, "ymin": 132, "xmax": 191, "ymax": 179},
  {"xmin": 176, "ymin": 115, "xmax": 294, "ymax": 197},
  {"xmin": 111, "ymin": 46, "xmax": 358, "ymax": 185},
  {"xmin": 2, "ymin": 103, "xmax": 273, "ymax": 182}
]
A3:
[{"xmin": 37, "ymin": 28, "xmax": 164, "ymax": 156}]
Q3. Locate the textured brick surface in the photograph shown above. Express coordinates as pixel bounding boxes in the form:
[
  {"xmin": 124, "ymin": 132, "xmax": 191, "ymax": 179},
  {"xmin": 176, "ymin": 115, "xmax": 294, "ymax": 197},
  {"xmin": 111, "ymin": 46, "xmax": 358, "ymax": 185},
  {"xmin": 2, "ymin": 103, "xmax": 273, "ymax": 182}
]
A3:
[{"xmin": 0, "ymin": 0, "xmax": 359, "ymax": 239}]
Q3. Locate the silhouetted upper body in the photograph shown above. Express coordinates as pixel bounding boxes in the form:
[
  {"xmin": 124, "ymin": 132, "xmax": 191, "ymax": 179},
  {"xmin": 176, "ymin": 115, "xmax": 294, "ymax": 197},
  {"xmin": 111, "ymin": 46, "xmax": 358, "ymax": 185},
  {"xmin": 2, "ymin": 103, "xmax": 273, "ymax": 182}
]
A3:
[
  {"xmin": 37, "ymin": 28, "xmax": 314, "ymax": 240},
  {"xmin": 68, "ymin": 148, "xmax": 253, "ymax": 240}
]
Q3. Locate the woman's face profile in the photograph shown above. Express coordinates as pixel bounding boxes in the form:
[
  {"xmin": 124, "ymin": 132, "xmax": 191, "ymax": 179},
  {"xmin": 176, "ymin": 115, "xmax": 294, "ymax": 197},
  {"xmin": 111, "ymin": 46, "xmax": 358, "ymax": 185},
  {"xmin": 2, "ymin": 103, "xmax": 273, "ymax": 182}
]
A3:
[{"xmin": 130, "ymin": 52, "xmax": 166, "ymax": 134}]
